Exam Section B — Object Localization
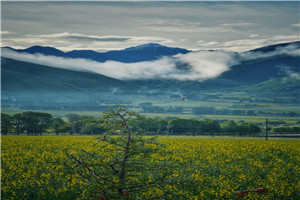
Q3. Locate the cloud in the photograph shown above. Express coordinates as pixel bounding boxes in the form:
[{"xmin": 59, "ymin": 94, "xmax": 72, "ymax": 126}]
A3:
[
  {"xmin": 32, "ymin": 33, "xmax": 132, "ymax": 43},
  {"xmin": 278, "ymin": 65, "xmax": 300, "ymax": 80},
  {"xmin": 197, "ymin": 35, "xmax": 300, "ymax": 52},
  {"xmin": 67, "ymin": 36, "xmax": 129, "ymax": 42},
  {"xmin": 1, "ymin": 31, "xmax": 15, "ymax": 35},
  {"xmin": 2, "ymin": 1, "xmax": 299, "ymax": 52},
  {"xmin": 1, "ymin": 32, "xmax": 174, "ymax": 51},
  {"xmin": 249, "ymin": 34, "xmax": 260, "ymax": 38},
  {"xmin": 238, "ymin": 43, "xmax": 300, "ymax": 61},
  {"xmin": 2, "ymin": 49, "xmax": 233, "ymax": 81},
  {"xmin": 220, "ymin": 22, "xmax": 257, "ymax": 27},
  {"xmin": 291, "ymin": 23, "xmax": 300, "ymax": 27},
  {"xmin": 173, "ymin": 51, "xmax": 234, "ymax": 80},
  {"xmin": 2, "ymin": 43, "xmax": 299, "ymax": 82},
  {"xmin": 140, "ymin": 21, "xmax": 237, "ymax": 34},
  {"xmin": 35, "ymin": 32, "xmax": 131, "ymax": 42}
]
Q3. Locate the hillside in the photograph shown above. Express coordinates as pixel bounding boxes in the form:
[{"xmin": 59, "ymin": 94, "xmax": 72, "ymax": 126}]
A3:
[
  {"xmin": 133, "ymin": 41, "xmax": 300, "ymax": 92},
  {"xmin": 1, "ymin": 57, "xmax": 136, "ymax": 103},
  {"xmin": 219, "ymin": 55, "xmax": 300, "ymax": 85},
  {"xmin": 1, "ymin": 41, "xmax": 300, "ymax": 106}
]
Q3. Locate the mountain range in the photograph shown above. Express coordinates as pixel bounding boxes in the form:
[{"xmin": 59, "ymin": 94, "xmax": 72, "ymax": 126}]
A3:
[
  {"xmin": 1, "ymin": 41, "xmax": 300, "ymax": 106},
  {"xmin": 3, "ymin": 43, "xmax": 189, "ymax": 63}
]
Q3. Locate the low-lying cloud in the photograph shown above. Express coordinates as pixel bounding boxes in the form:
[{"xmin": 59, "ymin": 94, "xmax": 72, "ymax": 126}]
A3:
[
  {"xmin": 237, "ymin": 44, "xmax": 300, "ymax": 61},
  {"xmin": 2, "ymin": 43, "xmax": 299, "ymax": 81},
  {"xmin": 2, "ymin": 49, "xmax": 233, "ymax": 81},
  {"xmin": 278, "ymin": 65, "xmax": 300, "ymax": 80}
]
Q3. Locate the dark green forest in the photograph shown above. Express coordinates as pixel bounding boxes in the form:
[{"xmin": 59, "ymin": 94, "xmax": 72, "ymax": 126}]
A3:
[{"xmin": 2, "ymin": 110, "xmax": 300, "ymax": 136}]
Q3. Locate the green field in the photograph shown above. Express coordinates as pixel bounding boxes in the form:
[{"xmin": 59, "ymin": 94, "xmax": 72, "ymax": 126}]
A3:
[
  {"xmin": 2, "ymin": 136, "xmax": 299, "ymax": 199},
  {"xmin": 2, "ymin": 93, "xmax": 300, "ymax": 124}
]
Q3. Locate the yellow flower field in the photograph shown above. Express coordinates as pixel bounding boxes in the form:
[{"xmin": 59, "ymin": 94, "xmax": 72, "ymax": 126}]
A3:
[{"xmin": 1, "ymin": 136, "xmax": 299, "ymax": 199}]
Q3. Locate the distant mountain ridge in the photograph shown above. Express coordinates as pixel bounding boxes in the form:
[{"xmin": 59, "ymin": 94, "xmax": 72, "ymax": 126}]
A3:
[
  {"xmin": 2, "ymin": 43, "xmax": 190, "ymax": 63},
  {"xmin": 248, "ymin": 41, "xmax": 300, "ymax": 53},
  {"xmin": 1, "ymin": 41, "xmax": 300, "ymax": 105},
  {"xmin": 128, "ymin": 41, "xmax": 300, "ymax": 89}
]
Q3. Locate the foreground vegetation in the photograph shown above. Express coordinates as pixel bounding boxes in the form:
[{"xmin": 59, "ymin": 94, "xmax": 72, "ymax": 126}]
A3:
[
  {"xmin": 2, "ymin": 108, "xmax": 299, "ymax": 199},
  {"xmin": 2, "ymin": 136, "xmax": 299, "ymax": 199}
]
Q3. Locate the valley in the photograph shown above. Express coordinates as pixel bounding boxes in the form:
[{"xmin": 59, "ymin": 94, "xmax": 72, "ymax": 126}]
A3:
[
  {"xmin": 2, "ymin": 2, "xmax": 299, "ymax": 200},
  {"xmin": 1, "ymin": 41, "xmax": 300, "ymax": 125}
]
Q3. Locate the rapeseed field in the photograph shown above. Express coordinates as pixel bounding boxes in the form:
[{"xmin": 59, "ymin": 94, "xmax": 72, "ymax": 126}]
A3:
[{"xmin": 1, "ymin": 136, "xmax": 299, "ymax": 199}]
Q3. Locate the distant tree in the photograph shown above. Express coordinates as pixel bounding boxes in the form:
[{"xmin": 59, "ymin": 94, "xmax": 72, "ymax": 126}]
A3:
[
  {"xmin": 269, "ymin": 120, "xmax": 286, "ymax": 125},
  {"xmin": 221, "ymin": 120, "xmax": 237, "ymax": 135},
  {"xmin": 237, "ymin": 122, "xmax": 261, "ymax": 136},
  {"xmin": 156, "ymin": 118, "xmax": 169, "ymax": 134},
  {"xmin": 72, "ymin": 121, "xmax": 83, "ymax": 134},
  {"xmin": 138, "ymin": 102, "xmax": 152, "ymax": 107},
  {"xmin": 249, "ymin": 123, "xmax": 262, "ymax": 135},
  {"xmin": 60, "ymin": 123, "xmax": 72, "ymax": 135},
  {"xmin": 66, "ymin": 113, "xmax": 81, "ymax": 123},
  {"xmin": 14, "ymin": 111, "xmax": 53, "ymax": 135},
  {"xmin": 129, "ymin": 117, "xmax": 162, "ymax": 135},
  {"xmin": 215, "ymin": 109, "xmax": 230, "ymax": 115},
  {"xmin": 51, "ymin": 118, "xmax": 67, "ymax": 135},
  {"xmin": 271, "ymin": 127, "xmax": 300, "ymax": 134},
  {"xmin": 289, "ymin": 111, "xmax": 299, "ymax": 117},
  {"xmin": 192, "ymin": 107, "xmax": 215, "ymax": 115},
  {"xmin": 246, "ymin": 110, "xmax": 256, "ymax": 116},
  {"xmin": 237, "ymin": 122, "xmax": 249, "ymax": 136},
  {"xmin": 11, "ymin": 113, "xmax": 24, "ymax": 135},
  {"xmin": 270, "ymin": 127, "xmax": 283, "ymax": 133},
  {"xmin": 170, "ymin": 118, "xmax": 206, "ymax": 136},
  {"xmin": 80, "ymin": 116, "xmax": 105, "ymax": 135},
  {"xmin": 205, "ymin": 120, "xmax": 221, "ymax": 134},
  {"xmin": 1, "ymin": 113, "xmax": 12, "ymax": 135},
  {"xmin": 170, "ymin": 118, "xmax": 190, "ymax": 135},
  {"xmin": 141, "ymin": 106, "xmax": 165, "ymax": 113},
  {"xmin": 21, "ymin": 112, "xmax": 38, "ymax": 135},
  {"xmin": 35, "ymin": 112, "xmax": 53, "ymax": 135},
  {"xmin": 231, "ymin": 110, "xmax": 245, "ymax": 116},
  {"xmin": 291, "ymin": 127, "xmax": 300, "ymax": 133},
  {"xmin": 166, "ymin": 106, "xmax": 184, "ymax": 114}
]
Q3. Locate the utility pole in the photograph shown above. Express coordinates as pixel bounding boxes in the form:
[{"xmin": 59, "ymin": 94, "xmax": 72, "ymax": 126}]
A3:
[
  {"xmin": 265, "ymin": 118, "xmax": 268, "ymax": 140},
  {"xmin": 166, "ymin": 123, "xmax": 171, "ymax": 136}
]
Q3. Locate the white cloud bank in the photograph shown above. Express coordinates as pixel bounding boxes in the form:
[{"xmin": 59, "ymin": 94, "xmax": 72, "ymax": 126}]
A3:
[
  {"xmin": 1, "ymin": 32, "xmax": 174, "ymax": 52},
  {"xmin": 238, "ymin": 43, "xmax": 300, "ymax": 61},
  {"xmin": 2, "ymin": 43, "xmax": 299, "ymax": 81},
  {"xmin": 2, "ymin": 49, "xmax": 233, "ymax": 81},
  {"xmin": 197, "ymin": 35, "xmax": 300, "ymax": 52}
]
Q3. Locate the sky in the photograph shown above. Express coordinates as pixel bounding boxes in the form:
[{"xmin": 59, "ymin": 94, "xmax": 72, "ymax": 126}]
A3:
[{"xmin": 1, "ymin": 1, "xmax": 299, "ymax": 52}]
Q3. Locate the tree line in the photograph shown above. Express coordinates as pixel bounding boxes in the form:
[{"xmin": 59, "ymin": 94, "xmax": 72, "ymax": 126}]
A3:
[
  {"xmin": 270, "ymin": 127, "xmax": 300, "ymax": 133},
  {"xmin": 1, "ymin": 110, "xmax": 267, "ymax": 136},
  {"xmin": 193, "ymin": 106, "xmax": 300, "ymax": 117}
]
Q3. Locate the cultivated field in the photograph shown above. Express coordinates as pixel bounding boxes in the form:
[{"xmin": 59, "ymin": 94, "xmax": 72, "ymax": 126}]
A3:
[{"xmin": 2, "ymin": 136, "xmax": 299, "ymax": 199}]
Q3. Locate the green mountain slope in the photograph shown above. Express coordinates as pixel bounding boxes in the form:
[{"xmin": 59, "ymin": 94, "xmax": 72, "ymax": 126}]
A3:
[
  {"xmin": 1, "ymin": 57, "xmax": 136, "ymax": 102},
  {"xmin": 1, "ymin": 41, "xmax": 299, "ymax": 106},
  {"xmin": 235, "ymin": 77, "xmax": 300, "ymax": 94},
  {"xmin": 219, "ymin": 55, "xmax": 300, "ymax": 85}
]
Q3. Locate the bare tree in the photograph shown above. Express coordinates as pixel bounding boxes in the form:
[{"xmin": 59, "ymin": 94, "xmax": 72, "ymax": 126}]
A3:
[{"xmin": 55, "ymin": 107, "xmax": 171, "ymax": 199}]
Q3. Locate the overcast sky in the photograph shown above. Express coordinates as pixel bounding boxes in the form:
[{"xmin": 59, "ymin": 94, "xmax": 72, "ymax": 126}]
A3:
[{"xmin": 1, "ymin": 1, "xmax": 299, "ymax": 52}]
